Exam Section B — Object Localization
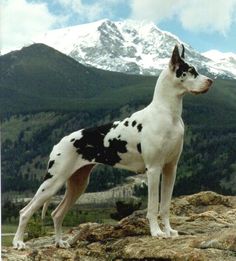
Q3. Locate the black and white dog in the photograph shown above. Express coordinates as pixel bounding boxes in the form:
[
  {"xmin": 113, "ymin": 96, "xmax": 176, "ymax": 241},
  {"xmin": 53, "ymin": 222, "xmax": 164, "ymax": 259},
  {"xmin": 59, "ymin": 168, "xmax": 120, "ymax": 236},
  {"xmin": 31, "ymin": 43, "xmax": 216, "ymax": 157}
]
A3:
[{"xmin": 13, "ymin": 44, "xmax": 213, "ymax": 249}]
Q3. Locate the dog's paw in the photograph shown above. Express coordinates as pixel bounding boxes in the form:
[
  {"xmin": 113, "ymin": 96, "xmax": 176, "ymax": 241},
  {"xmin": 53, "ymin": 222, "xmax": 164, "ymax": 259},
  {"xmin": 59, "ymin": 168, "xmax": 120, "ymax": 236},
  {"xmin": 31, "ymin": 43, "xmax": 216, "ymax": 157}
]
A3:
[
  {"xmin": 163, "ymin": 227, "xmax": 179, "ymax": 238},
  {"xmin": 55, "ymin": 239, "xmax": 71, "ymax": 248},
  {"xmin": 13, "ymin": 240, "xmax": 26, "ymax": 250},
  {"xmin": 151, "ymin": 229, "xmax": 167, "ymax": 238},
  {"xmin": 170, "ymin": 228, "xmax": 179, "ymax": 237}
]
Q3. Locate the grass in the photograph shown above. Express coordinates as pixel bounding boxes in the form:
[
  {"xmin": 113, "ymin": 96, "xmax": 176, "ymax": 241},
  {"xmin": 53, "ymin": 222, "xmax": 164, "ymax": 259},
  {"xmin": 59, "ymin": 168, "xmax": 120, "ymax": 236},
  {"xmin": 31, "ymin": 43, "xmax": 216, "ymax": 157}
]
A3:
[
  {"xmin": 2, "ymin": 224, "xmax": 18, "ymax": 247},
  {"xmin": 2, "ymin": 224, "xmax": 17, "ymax": 233},
  {"xmin": 2, "ymin": 236, "xmax": 14, "ymax": 247},
  {"xmin": 60, "ymin": 207, "xmax": 117, "ymax": 227},
  {"xmin": 1, "ymin": 207, "xmax": 116, "ymax": 247}
]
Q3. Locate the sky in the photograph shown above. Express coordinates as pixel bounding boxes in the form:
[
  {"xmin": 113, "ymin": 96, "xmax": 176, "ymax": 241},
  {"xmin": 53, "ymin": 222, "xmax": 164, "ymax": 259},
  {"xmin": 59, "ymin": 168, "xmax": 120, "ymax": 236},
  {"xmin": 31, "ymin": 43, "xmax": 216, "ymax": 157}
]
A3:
[{"xmin": 1, "ymin": 0, "xmax": 236, "ymax": 54}]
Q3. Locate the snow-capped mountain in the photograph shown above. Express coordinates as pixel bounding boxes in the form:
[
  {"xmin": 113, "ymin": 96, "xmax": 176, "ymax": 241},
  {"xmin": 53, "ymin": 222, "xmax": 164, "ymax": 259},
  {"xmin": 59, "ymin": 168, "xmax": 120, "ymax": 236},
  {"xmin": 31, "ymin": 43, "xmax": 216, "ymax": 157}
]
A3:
[
  {"xmin": 202, "ymin": 50, "xmax": 236, "ymax": 78},
  {"xmin": 34, "ymin": 19, "xmax": 236, "ymax": 79}
]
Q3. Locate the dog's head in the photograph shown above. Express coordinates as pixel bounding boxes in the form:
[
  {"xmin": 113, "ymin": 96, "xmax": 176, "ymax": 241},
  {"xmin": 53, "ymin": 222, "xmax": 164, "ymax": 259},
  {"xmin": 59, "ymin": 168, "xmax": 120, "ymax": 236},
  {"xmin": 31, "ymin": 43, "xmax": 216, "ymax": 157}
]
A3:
[{"xmin": 169, "ymin": 44, "xmax": 213, "ymax": 94}]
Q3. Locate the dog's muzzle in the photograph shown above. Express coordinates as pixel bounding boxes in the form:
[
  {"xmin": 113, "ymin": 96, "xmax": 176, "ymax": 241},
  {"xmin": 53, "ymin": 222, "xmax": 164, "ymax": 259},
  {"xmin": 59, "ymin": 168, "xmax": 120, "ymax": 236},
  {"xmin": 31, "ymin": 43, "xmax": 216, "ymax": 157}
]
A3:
[{"xmin": 191, "ymin": 78, "xmax": 213, "ymax": 95}]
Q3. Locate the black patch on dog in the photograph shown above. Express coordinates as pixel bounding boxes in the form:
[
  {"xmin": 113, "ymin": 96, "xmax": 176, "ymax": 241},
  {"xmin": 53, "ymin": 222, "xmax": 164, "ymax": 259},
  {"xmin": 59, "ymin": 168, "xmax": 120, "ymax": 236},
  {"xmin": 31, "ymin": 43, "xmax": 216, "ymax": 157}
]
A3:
[
  {"xmin": 137, "ymin": 143, "xmax": 142, "ymax": 153},
  {"xmin": 42, "ymin": 189, "xmax": 45, "ymax": 192},
  {"xmin": 137, "ymin": 124, "xmax": 143, "ymax": 132},
  {"xmin": 112, "ymin": 123, "xmax": 119, "ymax": 129},
  {"xmin": 176, "ymin": 61, "xmax": 199, "ymax": 78},
  {"xmin": 43, "ymin": 172, "xmax": 53, "ymax": 181},
  {"xmin": 176, "ymin": 62, "xmax": 189, "ymax": 78},
  {"xmin": 188, "ymin": 66, "xmax": 199, "ymax": 78},
  {"xmin": 132, "ymin": 120, "xmax": 137, "ymax": 127},
  {"xmin": 118, "ymin": 135, "xmax": 121, "ymax": 139},
  {"xmin": 57, "ymin": 153, "xmax": 61, "ymax": 156},
  {"xmin": 48, "ymin": 160, "xmax": 55, "ymax": 169},
  {"xmin": 70, "ymin": 138, "xmax": 75, "ymax": 142},
  {"xmin": 124, "ymin": 120, "xmax": 129, "ymax": 127},
  {"xmin": 73, "ymin": 123, "xmax": 128, "ymax": 166}
]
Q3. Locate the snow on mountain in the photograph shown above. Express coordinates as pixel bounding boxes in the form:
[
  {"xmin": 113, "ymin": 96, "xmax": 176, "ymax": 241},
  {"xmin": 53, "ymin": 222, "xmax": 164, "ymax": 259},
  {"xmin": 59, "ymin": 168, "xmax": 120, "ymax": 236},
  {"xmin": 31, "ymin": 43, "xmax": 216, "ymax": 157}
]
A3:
[
  {"xmin": 202, "ymin": 50, "xmax": 236, "ymax": 78},
  {"xmin": 34, "ymin": 19, "xmax": 236, "ymax": 79}
]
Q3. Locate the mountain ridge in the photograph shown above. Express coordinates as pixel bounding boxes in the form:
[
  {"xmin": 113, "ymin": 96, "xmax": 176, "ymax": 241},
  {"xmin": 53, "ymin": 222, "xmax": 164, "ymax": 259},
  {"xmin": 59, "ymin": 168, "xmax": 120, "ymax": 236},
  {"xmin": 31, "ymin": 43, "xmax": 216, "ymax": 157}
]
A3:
[
  {"xmin": 32, "ymin": 19, "xmax": 236, "ymax": 79},
  {"xmin": 202, "ymin": 50, "xmax": 236, "ymax": 77},
  {"xmin": 0, "ymin": 43, "xmax": 155, "ymax": 116}
]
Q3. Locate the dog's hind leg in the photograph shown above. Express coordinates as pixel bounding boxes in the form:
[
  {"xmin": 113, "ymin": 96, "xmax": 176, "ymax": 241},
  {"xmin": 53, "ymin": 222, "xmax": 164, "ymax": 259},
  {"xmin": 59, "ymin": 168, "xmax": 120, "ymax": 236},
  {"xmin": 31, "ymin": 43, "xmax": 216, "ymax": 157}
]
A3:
[
  {"xmin": 12, "ymin": 175, "xmax": 67, "ymax": 250},
  {"xmin": 51, "ymin": 164, "xmax": 95, "ymax": 248},
  {"xmin": 159, "ymin": 162, "xmax": 178, "ymax": 237}
]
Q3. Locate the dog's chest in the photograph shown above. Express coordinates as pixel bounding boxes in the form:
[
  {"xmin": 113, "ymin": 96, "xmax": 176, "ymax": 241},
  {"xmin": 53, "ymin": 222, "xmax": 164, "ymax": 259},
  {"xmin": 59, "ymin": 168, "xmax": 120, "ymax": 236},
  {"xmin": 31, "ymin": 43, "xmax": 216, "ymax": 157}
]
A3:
[
  {"xmin": 160, "ymin": 119, "xmax": 184, "ymax": 161},
  {"xmin": 142, "ymin": 115, "xmax": 184, "ymax": 164}
]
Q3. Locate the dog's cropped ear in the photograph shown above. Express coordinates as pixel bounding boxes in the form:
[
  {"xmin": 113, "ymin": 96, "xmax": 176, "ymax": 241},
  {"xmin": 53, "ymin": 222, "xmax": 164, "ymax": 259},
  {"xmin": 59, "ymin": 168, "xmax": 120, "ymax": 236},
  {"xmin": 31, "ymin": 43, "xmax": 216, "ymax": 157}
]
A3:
[
  {"xmin": 180, "ymin": 44, "xmax": 185, "ymax": 59},
  {"xmin": 169, "ymin": 45, "xmax": 182, "ymax": 71}
]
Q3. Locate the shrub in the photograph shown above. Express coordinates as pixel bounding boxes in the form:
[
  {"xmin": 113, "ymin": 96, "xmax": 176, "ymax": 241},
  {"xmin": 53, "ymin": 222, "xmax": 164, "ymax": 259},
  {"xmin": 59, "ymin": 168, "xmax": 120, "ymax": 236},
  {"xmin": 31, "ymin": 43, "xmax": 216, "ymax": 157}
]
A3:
[{"xmin": 26, "ymin": 215, "xmax": 46, "ymax": 240}]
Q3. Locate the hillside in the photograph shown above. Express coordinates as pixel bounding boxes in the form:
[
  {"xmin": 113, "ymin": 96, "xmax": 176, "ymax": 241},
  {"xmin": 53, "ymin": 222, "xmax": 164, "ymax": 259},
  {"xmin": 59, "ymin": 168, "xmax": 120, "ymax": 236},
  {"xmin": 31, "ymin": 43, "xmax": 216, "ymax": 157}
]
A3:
[
  {"xmin": 0, "ymin": 43, "xmax": 154, "ymax": 116},
  {"xmin": 1, "ymin": 44, "xmax": 236, "ymax": 196}
]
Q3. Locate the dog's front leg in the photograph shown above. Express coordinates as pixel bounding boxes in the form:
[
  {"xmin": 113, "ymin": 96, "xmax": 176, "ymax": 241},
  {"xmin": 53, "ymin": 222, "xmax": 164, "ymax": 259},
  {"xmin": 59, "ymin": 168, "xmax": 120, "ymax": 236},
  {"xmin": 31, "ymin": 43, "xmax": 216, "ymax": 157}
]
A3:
[
  {"xmin": 146, "ymin": 167, "xmax": 166, "ymax": 237},
  {"xmin": 160, "ymin": 163, "xmax": 178, "ymax": 237}
]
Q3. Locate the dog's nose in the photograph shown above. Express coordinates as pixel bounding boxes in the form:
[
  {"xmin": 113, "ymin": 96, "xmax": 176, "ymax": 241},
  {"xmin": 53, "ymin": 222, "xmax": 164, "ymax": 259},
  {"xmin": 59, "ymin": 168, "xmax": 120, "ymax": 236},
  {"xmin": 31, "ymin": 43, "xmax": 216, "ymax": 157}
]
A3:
[{"xmin": 207, "ymin": 78, "xmax": 213, "ymax": 86}]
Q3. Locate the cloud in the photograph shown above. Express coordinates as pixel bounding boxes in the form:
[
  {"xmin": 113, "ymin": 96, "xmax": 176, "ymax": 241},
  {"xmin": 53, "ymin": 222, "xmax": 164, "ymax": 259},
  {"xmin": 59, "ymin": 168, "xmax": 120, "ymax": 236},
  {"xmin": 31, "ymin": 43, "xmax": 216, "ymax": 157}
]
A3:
[
  {"xmin": 130, "ymin": 0, "xmax": 236, "ymax": 34},
  {"xmin": 130, "ymin": 0, "xmax": 180, "ymax": 22},
  {"xmin": 56, "ymin": 0, "xmax": 103, "ymax": 22},
  {"xmin": 56, "ymin": 0, "xmax": 126, "ymax": 23},
  {"xmin": 1, "ymin": 0, "xmax": 128, "ymax": 54},
  {"xmin": 1, "ymin": 0, "xmax": 60, "ymax": 54},
  {"xmin": 179, "ymin": 0, "xmax": 236, "ymax": 35}
]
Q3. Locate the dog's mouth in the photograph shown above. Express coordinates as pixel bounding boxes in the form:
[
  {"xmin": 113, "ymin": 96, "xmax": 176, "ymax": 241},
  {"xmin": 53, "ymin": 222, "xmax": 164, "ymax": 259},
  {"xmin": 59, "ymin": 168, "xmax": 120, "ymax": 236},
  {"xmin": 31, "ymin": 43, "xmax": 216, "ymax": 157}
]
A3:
[
  {"xmin": 201, "ymin": 88, "xmax": 209, "ymax": 94},
  {"xmin": 190, "ymin": 88, "xmax": 209, "ymax": 95}
]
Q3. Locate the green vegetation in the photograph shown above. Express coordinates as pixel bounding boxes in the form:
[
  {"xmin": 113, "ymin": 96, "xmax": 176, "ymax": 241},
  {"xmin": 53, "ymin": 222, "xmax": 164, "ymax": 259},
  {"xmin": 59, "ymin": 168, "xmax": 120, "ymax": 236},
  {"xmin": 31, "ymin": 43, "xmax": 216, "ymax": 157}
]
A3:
[
  {"xmin": 26, "ymin": 215, "xmax": 47, "ymax": 240},
  {"xmin": 2, "ymin": 224, "xmax": 18, "ymax": 247},
  {"xmin": 0, "ymin": 43, "xmax": 155, "ymax": 116},
  {"xmin": 1, "ymin": 200, "xmax": 116, "ymax": 246},
  {"xmin": 111, "ymin": 198, "xmax": 142, "ymax": 220}
]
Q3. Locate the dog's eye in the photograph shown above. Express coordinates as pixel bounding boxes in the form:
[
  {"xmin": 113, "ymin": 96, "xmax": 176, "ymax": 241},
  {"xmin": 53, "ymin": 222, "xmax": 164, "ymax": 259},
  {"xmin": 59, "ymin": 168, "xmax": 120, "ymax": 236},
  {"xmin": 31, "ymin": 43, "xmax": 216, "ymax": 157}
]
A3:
[{"xmin": 182, "ymin": 72, "xmax": 187, "ymax": 77}]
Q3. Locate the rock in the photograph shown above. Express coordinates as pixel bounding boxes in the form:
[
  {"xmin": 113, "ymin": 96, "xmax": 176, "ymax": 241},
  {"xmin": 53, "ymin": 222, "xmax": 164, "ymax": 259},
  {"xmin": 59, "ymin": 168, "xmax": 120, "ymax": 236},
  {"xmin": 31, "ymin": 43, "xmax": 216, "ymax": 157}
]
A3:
[
  {"xmin": 2, "ymin": 191, "xmax": 236, "ymax": 260},
  {"xmin": 171, "ymin": 191, "xmax": 232, "ymax": 216},
  {"xmin": 194, "ymin": 226, "xmax": 236, "ymax": 252},
  {"xmin": 186, "ymin": 191, "xmax": 232, "ymax": 207},
  {"xmin": 111, "ymin": 197, "xmax": 142, "ymax": 220}
]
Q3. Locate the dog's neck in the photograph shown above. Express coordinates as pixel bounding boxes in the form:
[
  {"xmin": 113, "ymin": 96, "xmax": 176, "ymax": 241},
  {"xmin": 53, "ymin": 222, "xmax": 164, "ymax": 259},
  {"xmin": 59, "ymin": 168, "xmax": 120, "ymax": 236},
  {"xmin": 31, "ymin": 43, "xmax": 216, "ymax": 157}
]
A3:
[{"xmin": 151, "ymin": 69, "xmax": 184, "ymax": 118}]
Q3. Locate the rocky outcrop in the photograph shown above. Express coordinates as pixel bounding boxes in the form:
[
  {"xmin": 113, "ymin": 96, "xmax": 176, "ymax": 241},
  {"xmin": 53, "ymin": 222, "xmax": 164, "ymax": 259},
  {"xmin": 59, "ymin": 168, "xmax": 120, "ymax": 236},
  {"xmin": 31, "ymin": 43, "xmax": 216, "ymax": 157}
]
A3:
[{"xmin": 2, "ymin": 191, "xmax": 236, "ymax": 260}]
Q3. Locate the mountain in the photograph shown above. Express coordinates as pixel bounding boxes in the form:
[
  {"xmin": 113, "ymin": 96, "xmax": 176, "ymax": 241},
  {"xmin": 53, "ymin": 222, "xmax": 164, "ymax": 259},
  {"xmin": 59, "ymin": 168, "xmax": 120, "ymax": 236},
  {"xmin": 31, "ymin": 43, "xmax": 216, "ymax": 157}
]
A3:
[
  {"xmin": 0, "ymin": 43, "xmax": 154, "ymax": 116},
  {"xmin": 33, "ymin": 19, "xmax": 236, "ymax": 79},
  {"xmin": 202, "ymin": 50, "xmax": 236, "ymax": 78}
]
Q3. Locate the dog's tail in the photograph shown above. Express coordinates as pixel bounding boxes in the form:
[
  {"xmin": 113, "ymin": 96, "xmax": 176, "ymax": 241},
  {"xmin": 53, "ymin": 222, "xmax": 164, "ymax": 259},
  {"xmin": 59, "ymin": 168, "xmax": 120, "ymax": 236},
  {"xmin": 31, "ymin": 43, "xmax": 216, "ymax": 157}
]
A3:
[{"xmin": 41, "ymin": 198, "xmax": 51, "ymax": 220}]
